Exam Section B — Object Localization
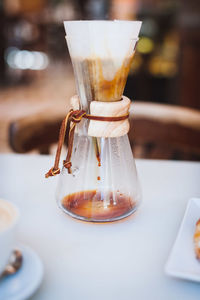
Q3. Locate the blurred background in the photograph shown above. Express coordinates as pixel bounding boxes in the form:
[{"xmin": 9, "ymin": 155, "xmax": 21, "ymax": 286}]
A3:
[{"xmin": 0, "ymin": 0, "xmax": 199, "ymax": 159}]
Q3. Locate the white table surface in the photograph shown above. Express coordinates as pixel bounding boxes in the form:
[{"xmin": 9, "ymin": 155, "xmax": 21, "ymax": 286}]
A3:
[{"xmin": 0, "ymin": 153, "xmax": 200, "ymax": 300}]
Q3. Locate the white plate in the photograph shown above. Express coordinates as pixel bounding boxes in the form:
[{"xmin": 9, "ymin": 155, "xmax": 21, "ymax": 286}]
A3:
[
  {"xmin": 0, "ymin": 244, "xmax": 43, "ymax": 300},
  {"xmin": 165, "ymin": 198, "xmax": 200, "ymax": 282}
]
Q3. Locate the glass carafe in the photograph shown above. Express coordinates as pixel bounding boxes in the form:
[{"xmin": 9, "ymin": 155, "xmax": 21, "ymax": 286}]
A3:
[{"xmin": 56, "ymin": 20, "xmax": 142, "ymax": 222}]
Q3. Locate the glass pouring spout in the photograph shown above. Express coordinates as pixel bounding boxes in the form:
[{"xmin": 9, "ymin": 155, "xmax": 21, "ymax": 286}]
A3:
[{"xmin": 56, "ymin": 20, "xmax": 142, "ymax": 222}]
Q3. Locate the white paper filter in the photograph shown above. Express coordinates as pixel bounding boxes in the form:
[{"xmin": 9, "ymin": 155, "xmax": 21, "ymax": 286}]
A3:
[{"xmin": 64, "ymin": 20, "xmax": 142, "ymax": 70}]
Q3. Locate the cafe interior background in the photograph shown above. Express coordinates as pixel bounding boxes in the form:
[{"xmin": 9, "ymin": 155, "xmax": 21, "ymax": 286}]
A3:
[{"xmin": 0, "ymin": 0, "xmax": 199, "ymax": 160}]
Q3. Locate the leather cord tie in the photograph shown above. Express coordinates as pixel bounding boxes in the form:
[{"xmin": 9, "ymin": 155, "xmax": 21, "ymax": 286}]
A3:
[{"xmin": 45, "ymin": 109, "xmax": 129, "ymax": 178}]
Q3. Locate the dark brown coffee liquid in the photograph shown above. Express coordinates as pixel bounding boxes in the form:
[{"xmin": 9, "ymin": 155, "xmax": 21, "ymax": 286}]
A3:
[{"xmin": 61, "ymin": 190, "xmax": 135, "ymax": 221}]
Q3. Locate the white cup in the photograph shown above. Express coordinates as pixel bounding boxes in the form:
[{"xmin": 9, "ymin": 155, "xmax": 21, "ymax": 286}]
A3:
[{"xmin": 0, "ymin": 199, "xmax": 20, "ymax": 274}]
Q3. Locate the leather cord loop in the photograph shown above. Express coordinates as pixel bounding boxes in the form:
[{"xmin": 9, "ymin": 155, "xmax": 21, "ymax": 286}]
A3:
[
  {"xmin": 84, "ymin": 113, "xmax": 129, "ymax": 122},
  {"xmin": 45, "ymin": 109, "xmax": 129, "ymax": 178}
]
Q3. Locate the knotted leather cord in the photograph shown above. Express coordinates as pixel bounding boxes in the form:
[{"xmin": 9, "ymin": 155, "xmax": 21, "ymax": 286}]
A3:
[{"xmin": 45, "ymin": 109, "xmax": 129, "ymax": 178}]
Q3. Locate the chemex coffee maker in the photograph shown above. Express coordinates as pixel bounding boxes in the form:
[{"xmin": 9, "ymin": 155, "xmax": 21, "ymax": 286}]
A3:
[{"xmin": 46, "ymin": 20, "xmax": 142, "ymax": 222}]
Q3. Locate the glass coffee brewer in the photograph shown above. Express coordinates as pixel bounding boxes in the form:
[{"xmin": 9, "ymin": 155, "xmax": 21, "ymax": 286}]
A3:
[{"xmin": 46, "ymin": 21, "xmax": 142, "ymax": 222}]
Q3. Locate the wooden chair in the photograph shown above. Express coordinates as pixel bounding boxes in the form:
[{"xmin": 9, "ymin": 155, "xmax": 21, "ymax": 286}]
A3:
[
  {"xmin": 9, "ymin": 109, "xmax": 66, "ymax": 154},
  {"xmin": 9, "ymin": 102, "xmax": 200, "ymax": 160},
  {"xmin": 129, "ymin": 102, "xmax": 200, "ymax": 160}
]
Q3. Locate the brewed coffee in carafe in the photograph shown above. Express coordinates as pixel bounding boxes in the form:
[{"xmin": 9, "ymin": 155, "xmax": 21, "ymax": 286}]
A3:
[{"xmin": 55, "ymin": 20, "xmax": 142, "ymax": 222}]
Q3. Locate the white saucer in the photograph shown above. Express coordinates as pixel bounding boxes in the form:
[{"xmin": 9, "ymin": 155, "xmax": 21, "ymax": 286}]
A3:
[
  {"xmin": 0, "ymin": 244, "xmax": 43, "ymax": 300},
  {"xmin": 165, "ymin": 198, "xmax": 200, "ymax": 282}
]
